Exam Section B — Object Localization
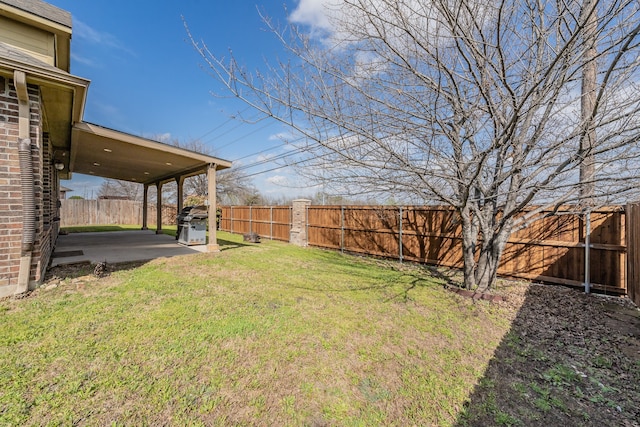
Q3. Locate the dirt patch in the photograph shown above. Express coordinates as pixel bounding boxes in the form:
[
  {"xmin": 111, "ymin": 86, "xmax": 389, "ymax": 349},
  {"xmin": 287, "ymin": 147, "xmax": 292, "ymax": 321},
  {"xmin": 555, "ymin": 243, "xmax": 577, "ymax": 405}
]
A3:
[
  {"xmin": 457, "ymin": 283, "xmax": 640, "ymax": 427},
  {"xmin": 447, "ymin": 286, "xmax": 506, "ymax": 302},
  {"xmin": 0, "ymin": 261, "xmax": 150, "ymax": 302},
  {"xmin": 43, "ymin": 260, "xmax": 149, "ymax": 282}
]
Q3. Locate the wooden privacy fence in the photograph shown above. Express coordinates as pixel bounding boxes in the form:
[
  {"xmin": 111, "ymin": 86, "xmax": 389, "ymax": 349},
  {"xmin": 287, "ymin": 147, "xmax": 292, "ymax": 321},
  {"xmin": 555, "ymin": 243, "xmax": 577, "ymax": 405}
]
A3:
[
  {"xmin": 218, "ymin": 206, "xmax": 292, "ymax": 241},
  {"xmin": 220, "ymin": 204, "xmax": 628, "ymax": 295},
  {"xmin": 626, "ymin": 203, "xmax": 640, "ymax": 306},
  {"xmin": 306, "ymin": 205, "xmax": 625, "ymax": 294},
  {"xmin": 61, "ymin": 199, "xmax": 177, "ymax": 227}
]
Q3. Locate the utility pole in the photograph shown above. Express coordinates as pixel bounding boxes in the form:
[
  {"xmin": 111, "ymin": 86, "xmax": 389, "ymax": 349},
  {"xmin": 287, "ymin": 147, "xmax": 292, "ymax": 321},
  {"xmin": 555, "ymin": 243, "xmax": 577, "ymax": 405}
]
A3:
[
  {"xmin": 581, "ymin": 0, "xmax": 598, "ymax": 294},
  {"xmin": 580, "ymin": 0, "xmax": 597, "ymax": 204}
]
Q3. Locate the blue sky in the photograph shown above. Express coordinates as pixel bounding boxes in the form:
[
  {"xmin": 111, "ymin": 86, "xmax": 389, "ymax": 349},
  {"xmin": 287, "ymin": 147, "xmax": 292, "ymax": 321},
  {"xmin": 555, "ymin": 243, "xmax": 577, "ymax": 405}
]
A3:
[{"xmin": 47, "ymin": 0, "xmax": 326, "ymax": 200}]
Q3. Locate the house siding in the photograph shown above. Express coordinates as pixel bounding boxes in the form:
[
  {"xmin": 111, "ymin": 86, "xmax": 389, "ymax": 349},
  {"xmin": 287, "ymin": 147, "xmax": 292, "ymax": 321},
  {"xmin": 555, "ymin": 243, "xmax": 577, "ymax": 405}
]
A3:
[{"xmin": 0, "ymin": 77, "xmax": 52, "ymax": 297}]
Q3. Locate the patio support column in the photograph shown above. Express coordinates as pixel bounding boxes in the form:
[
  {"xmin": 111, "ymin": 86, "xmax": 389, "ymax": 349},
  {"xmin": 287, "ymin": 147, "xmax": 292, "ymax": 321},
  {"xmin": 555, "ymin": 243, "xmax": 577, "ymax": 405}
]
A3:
[
  {"xmin": 290, "ymin": 199, "xmax": 312, "ymax": 247},
  {"xmin": 156, "ymin": 182, "xmax": 163, "ymax": 234},
  {"xmin": 207, "ymin": 163, "xmax": 219, "ymax": 252},
  {"xmin": 142, "ymin": 184, "xmax": 149, "ymax": 230},
  {"xmin": 176, "ymin": 175, "xmax": 185, "ymax": 214}
]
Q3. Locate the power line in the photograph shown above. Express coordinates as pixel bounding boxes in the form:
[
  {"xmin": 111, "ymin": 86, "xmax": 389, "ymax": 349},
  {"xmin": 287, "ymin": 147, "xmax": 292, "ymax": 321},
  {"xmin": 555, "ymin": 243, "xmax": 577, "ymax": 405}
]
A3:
[
  {"xmin": 241, "ymin": 147, "xmax": 333, "ymax": 179},
  {"xmin": 193, "ymin": 106, "xmax": 251, "ymax": 141},
  {"xmin": 231, "ymin": 136, "xmax": 315, "ymax": 172},
  {"xmin": 232, "ymin": 142, "xmax": 286, "ymax": 162},
  {"xmin": 213, "ymin": 121, "xmax": 276, "ymax": 151},
  {"xmin": 203, "ymin": 119, "xmax": 248, "ymax": 144}
]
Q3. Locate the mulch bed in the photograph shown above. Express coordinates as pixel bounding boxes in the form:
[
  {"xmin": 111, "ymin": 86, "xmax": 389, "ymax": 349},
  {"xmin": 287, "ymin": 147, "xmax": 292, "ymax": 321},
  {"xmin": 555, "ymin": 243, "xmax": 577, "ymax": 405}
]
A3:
[{"xmin": 460, "ymin": 283, "xmax": 640, "ymax": 426}]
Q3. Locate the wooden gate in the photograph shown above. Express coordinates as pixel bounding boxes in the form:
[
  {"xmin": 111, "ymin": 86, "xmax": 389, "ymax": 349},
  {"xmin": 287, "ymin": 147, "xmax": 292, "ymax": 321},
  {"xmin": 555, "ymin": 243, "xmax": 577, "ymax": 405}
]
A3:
[{"xmin": 626, "ymin": 203, "xmax": 640, "ymax": 307}]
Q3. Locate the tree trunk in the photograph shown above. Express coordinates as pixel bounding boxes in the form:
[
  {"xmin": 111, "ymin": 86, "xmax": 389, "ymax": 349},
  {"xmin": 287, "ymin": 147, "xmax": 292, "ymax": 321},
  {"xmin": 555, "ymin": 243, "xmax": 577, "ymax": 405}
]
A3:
[
  {"xmin": 460, "ymin": 208, "xmax": 479, "ymax": 290},
  {"xmin": 474, "ymin": 227, "xmax": 512, "ymax": 292},
  {"xmin": 475, "ymin": 245, "xmax": 499, "ymax": 293}
]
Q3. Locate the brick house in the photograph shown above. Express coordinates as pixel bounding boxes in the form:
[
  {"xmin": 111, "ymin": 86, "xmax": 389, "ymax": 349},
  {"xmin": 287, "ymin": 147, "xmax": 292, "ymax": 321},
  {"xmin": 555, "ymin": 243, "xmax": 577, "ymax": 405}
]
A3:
[{"xmin": 0, "ymin": 0, "xmax": 230, "ymax": 297}]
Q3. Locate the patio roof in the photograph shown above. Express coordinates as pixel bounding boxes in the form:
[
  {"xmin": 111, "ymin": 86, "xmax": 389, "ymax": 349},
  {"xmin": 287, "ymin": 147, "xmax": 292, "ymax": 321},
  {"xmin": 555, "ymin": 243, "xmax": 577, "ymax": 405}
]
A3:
[{"xmin": 71, "ymin": 122, "xmax": 231, "ymax": 186}]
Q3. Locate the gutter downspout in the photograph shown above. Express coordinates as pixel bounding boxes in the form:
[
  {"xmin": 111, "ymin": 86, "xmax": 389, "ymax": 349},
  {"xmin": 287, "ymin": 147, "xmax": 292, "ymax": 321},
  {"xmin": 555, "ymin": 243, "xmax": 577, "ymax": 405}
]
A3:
[{"xmin": 15, "ymin": 71, "xmax": 35, "ymax": 294}]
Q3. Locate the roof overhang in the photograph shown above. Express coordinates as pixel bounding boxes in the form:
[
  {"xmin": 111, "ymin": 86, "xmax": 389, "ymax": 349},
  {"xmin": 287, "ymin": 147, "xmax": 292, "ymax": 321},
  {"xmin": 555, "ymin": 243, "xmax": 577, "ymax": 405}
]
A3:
[
  {"xmin": 71, "ymin": 122, "xmax": 232, "ymax": 185},
  {"xmin": 0, "ymin": 42, "xmax": 89, "ymax": 179}
]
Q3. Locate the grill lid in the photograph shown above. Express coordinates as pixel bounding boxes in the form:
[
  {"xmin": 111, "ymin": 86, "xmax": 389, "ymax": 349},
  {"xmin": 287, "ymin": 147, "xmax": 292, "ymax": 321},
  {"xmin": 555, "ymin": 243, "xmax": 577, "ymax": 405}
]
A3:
[{"xmin": 179, "ymin": 205, "xmax": 208, "ymax": 221}]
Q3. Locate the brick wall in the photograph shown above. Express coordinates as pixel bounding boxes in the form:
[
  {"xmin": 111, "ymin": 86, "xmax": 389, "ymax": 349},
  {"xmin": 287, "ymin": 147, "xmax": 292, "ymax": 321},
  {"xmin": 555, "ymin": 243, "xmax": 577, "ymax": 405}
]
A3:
[
  {"xmin": 0, "ymin": 77, "xmax": 49, "ymax": 297},
  {"xmin": 0, "ymin": 75, "xmax": 21, "ymax": 294}
]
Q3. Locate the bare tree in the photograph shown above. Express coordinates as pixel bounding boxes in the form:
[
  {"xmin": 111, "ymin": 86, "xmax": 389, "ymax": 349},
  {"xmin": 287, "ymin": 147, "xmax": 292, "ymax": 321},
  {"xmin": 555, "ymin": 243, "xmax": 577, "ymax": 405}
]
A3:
[
  {"xmin": 169, "ymin": 139, "xmax": 259, "ymax": 205},
  {"xmin": 98, "ymin": 179, "xmax": 142, "ymax": 201},
  {"xmin": 189, "ymin": 0, "xmax": 640, "ymax": 291}
]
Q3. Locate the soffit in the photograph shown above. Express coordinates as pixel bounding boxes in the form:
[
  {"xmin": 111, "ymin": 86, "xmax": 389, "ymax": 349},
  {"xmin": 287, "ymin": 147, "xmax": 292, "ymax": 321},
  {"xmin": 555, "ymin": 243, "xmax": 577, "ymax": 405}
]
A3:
[{"xmin": 71, "ymin": 122, "xmax": 232, "ymax": 185}]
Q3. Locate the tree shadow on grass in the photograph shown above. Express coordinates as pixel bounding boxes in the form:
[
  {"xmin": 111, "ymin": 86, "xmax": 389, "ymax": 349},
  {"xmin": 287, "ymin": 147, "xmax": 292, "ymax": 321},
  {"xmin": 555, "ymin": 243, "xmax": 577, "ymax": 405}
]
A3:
[
  {"xmin": 217, "ymin": 238, "xmax": 254, "ymax": 251},
  {"xmin": 455, "ymin": 284, "xmax": 640, "ymax": 427},
  {"xmin": 289, "ymin": 265, "xmax": 437, "ymax": 298},
  {"xmin": 382, "ymin": 275, "xmax": 435, "ymax": 303}
]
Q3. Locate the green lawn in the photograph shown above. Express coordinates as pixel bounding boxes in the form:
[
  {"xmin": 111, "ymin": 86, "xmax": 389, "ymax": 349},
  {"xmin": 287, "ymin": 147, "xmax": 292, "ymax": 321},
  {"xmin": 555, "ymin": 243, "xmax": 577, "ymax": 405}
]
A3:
[
  {"xmin": 0, "ymin": 232, "xmax": 531, "ymax": 425},
  {"xmin": 4, "ymin": 231, "xmax": 637, "ymax": 425}
]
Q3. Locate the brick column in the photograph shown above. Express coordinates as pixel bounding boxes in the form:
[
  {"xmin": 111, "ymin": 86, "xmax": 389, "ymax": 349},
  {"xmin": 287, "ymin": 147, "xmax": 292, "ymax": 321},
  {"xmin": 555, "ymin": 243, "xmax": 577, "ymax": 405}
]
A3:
[{"xmin": 290, "ymin": 199, "xmax": 311, "ymax": 247}]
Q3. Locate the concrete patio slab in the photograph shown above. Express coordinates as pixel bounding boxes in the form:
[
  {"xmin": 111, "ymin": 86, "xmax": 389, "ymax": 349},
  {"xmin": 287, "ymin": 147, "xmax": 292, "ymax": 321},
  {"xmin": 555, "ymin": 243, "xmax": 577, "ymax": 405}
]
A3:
[{"xmin": 51, "ymin": 230, "xmax": 207, "ymax": 267}]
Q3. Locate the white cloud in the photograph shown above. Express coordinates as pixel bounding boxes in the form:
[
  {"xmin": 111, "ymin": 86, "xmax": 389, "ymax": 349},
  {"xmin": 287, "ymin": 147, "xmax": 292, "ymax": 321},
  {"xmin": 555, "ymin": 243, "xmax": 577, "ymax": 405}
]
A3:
[
  {"xmin": 288, "ymin": 0, "xmax": 487, "ymax": 53},
  {"xmin": 73, "ymin": 19, "xmax": 136, "ymax": 56},
  {"xmin": 269, "ymin": 131, "xmax": 294, "ymax": 141},
  {"xmin": 70, "ymin": 52, "xmax": 97, "ymax": 67},
  {"xmin": 266, "ymin": 175, "xmax": 289, "ymax": 185},
  {"xmin": 256, "ymin": 153, "xmax": 275, "ymax": 162},
  {"xmin": 154, "ymin": 133, "xmax": 172, "ymax": 143},
  {"xmin": 289, "ymin": 0, "xmax": 335, "ymax": 31}
]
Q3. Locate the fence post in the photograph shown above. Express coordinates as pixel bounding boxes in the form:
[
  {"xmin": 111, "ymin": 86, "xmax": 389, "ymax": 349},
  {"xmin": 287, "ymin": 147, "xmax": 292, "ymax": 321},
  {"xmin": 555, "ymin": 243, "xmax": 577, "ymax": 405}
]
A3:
[
  {"xmin": 230, "ymin": 206, "xmax": 234, "ymax": 233},
  {"xmin": 306, "ymin": 205, "xmax": 309, "ymax": 246},
  {"xmin": 399, "ymin": 206, "xmax": 404, "ymax": 264},
  {"xmin": 341, "ymin": 205, "xmax": 345, "ymax": 254},
  {"xmin": 290, "ymin": 199, "xmax": 311, "ymax": 246},
  {"xmin": 249, "ymin": 206, "xmax": 253, "ymax": 234},
  {"xmin": 270, "ymin": 206, "xmax": 273, "ymax": 240}
]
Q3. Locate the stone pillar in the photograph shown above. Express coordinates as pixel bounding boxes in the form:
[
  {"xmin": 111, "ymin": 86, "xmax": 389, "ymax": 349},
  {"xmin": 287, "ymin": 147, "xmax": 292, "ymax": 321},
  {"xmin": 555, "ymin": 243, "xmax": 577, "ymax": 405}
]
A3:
[{"xmin": 290, "ymin": 199, "xmax": 311, "ymax": 247}]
